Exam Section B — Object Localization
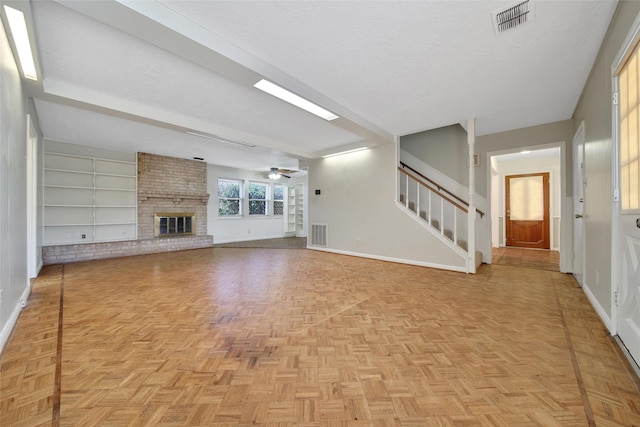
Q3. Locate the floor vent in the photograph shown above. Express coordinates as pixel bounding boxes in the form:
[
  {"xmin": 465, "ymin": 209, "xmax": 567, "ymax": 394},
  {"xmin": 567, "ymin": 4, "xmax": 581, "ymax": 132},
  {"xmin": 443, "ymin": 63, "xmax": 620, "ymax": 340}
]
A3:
[
  {"xmin": 493, "ymin": 0, "xmax": 533, "ymax": 34},
  {"xmin": 311, "ymin": 224, "xmax": 328, "ymax": 247}
]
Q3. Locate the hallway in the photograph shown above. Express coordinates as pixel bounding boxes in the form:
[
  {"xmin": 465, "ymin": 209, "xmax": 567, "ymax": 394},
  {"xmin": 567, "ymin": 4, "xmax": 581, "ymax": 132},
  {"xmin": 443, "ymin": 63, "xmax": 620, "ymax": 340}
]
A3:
[{"xmin": 492, "ymin": 247, "xmax": 560, "ymax": 272}]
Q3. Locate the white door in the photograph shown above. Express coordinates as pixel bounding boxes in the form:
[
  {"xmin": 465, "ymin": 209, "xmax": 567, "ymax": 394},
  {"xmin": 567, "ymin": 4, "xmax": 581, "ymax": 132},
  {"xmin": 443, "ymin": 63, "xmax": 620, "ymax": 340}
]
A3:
[
  {"xmin": 573, "ymin": 123, "xmax": 585, "ymax": 286},
  {"xmin": 618, "ymin": 217, "xmax": 640, "ymax": 365},
  {"xmin": 615, "ymin": 31, "xmax": 640, "ymax": 366}
]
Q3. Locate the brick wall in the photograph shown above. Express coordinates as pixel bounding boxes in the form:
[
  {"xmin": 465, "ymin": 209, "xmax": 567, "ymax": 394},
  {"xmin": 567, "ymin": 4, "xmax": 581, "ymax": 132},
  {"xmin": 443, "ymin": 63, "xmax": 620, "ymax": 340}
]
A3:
[
  {"xmin": 43, "ymin": 152, "xmax": 212, "ymax": 264},
  {"xmin": 138, "ymin": 152, "xmax": 207, "ymax": 195},
  {"xmin": 43, "ymin": 235, "xmax": 213, "ymax": 264},
  {"xmin": 137, "ymin": 152, "xmax": 209, "ymax": 239}
]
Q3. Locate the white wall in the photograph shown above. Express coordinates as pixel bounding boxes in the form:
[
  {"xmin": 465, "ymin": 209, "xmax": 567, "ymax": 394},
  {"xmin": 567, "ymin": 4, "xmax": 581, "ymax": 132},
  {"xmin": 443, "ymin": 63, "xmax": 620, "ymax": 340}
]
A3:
[
  {"xmin": 308, "ymin": 143, "xmax": 467, "ymax": 271},
  {"xmin": 207, "ymin": 164, "xmax": 307, "ymax": 243},
  {"xmin": 0, "ymin": 19, "xmax": 31, "ymax": 352}
]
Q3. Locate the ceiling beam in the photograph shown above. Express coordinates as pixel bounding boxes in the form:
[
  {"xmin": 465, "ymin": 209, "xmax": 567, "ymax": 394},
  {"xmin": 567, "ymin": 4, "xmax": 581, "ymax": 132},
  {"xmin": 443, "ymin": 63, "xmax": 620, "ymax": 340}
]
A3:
[{"xmin": 52, "ymin": 0, "xmax": 394, "ymax": 154}]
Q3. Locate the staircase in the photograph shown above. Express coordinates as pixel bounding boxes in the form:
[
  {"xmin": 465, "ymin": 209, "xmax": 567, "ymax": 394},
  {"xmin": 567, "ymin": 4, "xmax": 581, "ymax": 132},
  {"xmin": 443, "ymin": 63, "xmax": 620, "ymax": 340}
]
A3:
[{"xmin": 398, "ymin": 162, "xmax": 483, "ymax": 272}]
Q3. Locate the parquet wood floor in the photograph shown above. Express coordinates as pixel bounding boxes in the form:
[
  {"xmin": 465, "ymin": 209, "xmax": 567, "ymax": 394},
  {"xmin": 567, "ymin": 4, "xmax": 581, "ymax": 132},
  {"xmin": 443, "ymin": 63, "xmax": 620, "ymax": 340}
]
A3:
[
  {"xmin": 2, "ymin": 248, "xmax": 639, "ymax": 426},
  {"xmin": 492, "ymin": 247, "xmax": 560, "ymax": 272}
]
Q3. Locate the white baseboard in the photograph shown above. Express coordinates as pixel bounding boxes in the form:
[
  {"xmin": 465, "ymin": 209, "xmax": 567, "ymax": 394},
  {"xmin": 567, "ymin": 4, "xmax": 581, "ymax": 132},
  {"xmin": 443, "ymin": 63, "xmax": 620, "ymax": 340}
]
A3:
[
  {"xmin": 582, "ymin": 282, "xmax": 614, "ymax": 333},
  {"xmin": 0, "ymin": 284, "xmax": 31, "ymax": 354},
  {"xmin": 214, "ymin": 234, "xmax": 294, "ymax": 244},
  {"xmin": 306, "ymin": 246, "xmax": 468, "ymax": 273}
]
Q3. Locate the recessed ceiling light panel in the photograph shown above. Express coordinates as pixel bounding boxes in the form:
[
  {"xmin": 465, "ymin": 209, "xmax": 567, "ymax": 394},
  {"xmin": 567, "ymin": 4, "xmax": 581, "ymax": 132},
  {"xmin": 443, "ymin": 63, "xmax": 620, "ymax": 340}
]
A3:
[
  {"xmin": 3, "ymin": 5, "xmax": 38, "ymax": 80},
  {"xmin": 254, "ymin": 79, "xmax": 339, "ymax": 121}
]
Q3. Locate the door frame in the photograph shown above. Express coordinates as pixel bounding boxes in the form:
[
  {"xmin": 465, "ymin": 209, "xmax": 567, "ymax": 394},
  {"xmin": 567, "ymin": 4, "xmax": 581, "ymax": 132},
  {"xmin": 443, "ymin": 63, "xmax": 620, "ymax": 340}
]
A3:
[
  {"xmin": 573, "ymin": 122, "xmax": 585, "ymax": 286},
  {"xmin": 610, "ymin": 10, "xmax": 640, "ymax": 337},
  {"xmin": 487, "ymin": 142, "xmax": 568, "ymax": 270},
  {"xmin": 26, "ymin": 114, "xmax": 39, "ymax": 279}
]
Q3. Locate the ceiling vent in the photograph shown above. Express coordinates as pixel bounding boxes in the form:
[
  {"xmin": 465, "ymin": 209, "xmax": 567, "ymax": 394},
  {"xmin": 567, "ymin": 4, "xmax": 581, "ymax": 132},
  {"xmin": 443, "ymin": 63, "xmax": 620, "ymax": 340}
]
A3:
[{"xmin": 493, "ymin": 0, "xmax": 533, "ymax": 34}]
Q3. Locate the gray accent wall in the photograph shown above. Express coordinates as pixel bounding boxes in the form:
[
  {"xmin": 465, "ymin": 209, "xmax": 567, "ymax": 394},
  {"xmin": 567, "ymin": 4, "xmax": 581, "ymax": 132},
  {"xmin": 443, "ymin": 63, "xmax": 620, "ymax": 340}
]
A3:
[
  {"xmin": 476, "ymin": 120, "xmax": 574, "ymax": 198},
  {"xmin": 400, "ymin": 124, "xmax": 469, "ymax": 186},
  {"xmin": 572, "ymin": 0, "xmax": 640, "ymax": 322}
]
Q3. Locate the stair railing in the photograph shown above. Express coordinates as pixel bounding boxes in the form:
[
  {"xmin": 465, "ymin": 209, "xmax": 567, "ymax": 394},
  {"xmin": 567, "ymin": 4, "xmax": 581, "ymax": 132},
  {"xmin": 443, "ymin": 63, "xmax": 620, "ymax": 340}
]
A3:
[
  {"xmin": 398, "ymin": 166, "xmax": 470, "ymax": 251},
  {"xmin": 400, "ymin": 161, "xmax": 484, "ymax": 218}
]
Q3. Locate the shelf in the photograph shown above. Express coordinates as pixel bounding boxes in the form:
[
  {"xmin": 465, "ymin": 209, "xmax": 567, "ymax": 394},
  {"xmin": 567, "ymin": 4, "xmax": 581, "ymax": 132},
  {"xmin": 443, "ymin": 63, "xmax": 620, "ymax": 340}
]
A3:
[
  {"xmin": 44, "ymin": 223, "xmax": 93, "ymax": 227},
  {"xmin": 44, "ymin": 185, "xmax": 94, "ymax": 190},
  {"xmin": 44, "ymin": 168, "xmax": 93, "ymax": 175},
  {"xmin": 44, "ymin": 204, "xmax": 94, "ymax": 208},
  {"xmin": 44, "ymin": 147, "xmax": 138, "ymax": 246}
]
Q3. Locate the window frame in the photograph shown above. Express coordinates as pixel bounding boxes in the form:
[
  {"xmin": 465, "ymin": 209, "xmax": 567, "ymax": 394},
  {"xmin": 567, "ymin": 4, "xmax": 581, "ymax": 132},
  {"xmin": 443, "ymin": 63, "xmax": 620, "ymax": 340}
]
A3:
[
  {"xmin": 217, "ymin": 178, "xmax": 243, "ymax": 217},
  {"xmin": 615, "ymin": 15, "xmax": 640, "ymax": 215},
  {"xmin": 248, "ymin": 181, "xmax": 269, "ymax": 216},
  {"xmin": 273, "ymin": 183, "xmax": 284, "ymax": 216}
]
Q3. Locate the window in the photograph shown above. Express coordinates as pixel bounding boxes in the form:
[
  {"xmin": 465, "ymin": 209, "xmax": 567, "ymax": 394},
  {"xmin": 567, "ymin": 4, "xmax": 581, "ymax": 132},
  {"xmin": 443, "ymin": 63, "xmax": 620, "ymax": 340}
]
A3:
[
  {"xmin": 248, "ymin": 182, "xmax": 268, "ymax": 215},
  {"xmin": 619, "ymin": 41, "xmax": 640, "ymax": 211},
  {"xmin": 218, "ymin": 179, "xmax": 242, "ymax": 216},
  {"xmin": 273, "ymin": 184, "xmax": 284, "ymax": 216}
]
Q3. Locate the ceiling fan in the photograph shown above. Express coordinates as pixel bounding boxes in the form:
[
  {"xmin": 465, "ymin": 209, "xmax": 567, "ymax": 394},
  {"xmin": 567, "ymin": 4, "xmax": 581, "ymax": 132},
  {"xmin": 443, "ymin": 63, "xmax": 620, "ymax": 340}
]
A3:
[{"xmin": 266, "ymin": 167, "xmax": 306, "ymax": 180}]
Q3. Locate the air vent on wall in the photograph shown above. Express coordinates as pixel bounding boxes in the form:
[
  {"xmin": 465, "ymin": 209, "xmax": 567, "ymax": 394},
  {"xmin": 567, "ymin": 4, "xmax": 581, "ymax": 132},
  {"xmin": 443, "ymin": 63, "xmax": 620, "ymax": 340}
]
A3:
[
  {"xmin": 492, "ymin": 0, "xmax": 533, "ymax": 34},
  {"xmin": 310, "ymin": 224, "xmax": 328, "ymax": 247}
]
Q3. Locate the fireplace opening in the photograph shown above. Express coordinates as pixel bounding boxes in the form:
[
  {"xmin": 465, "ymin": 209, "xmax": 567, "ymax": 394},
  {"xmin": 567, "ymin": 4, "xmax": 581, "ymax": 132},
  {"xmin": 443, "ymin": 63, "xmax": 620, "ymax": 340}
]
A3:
[{"xmin": 155, "ymin": 213, "xmax": 195, "ymax": 237}]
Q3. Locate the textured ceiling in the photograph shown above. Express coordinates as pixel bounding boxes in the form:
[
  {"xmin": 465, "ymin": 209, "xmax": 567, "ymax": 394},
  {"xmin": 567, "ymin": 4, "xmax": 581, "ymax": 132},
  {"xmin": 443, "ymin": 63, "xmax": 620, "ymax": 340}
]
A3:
[{"xmin": 16, "ymin": 0, "xmax": 618, "ymax": 171}]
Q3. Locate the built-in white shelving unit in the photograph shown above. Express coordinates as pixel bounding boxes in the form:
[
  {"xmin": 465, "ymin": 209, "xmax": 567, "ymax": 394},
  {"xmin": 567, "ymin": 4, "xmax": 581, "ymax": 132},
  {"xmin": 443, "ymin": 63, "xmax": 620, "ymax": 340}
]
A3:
[
  {"xmin": 44, "ymin": 143, "xmax": 137, "ymax": 245},
  {"xmin": 284, "ymin": 185, "xmax": 297, "ymax": 235},
  {"xmin": 295, "ymin": 183, "xmax": 304, "ymax": 236}
]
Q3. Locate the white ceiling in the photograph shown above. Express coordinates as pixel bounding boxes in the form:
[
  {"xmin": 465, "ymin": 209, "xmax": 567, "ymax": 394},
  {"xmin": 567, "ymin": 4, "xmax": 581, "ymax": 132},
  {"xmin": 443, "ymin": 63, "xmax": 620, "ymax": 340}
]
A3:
[{"xmin": 10, "ymin": 0, "xmax": 618, "ymax": 173}]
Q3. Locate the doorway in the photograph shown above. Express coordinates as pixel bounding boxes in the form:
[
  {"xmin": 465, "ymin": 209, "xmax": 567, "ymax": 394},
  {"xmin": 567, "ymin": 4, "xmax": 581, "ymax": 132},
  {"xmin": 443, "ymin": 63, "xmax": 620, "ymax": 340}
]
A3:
[
  {"xmin": 505, "ymin": 172, "xmax": 550, "ymax": 249},
  {"xmin": 489, "ymin": 145, "xmax": 563, "ymax": 267},
  {"xmin": 26, "ymin": 115, "xmax": 39, "ymax": 278},
  {"xmin": 572, "ymin": 123, "xmax": 585, "ymax": 286}
]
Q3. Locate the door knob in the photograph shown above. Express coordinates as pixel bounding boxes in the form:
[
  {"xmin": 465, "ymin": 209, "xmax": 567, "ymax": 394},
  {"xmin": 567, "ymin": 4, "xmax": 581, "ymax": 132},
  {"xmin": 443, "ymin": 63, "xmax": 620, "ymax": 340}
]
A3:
[{"xmin": 575, "ymin": 214, "xmax": 583, "ymax": 219}]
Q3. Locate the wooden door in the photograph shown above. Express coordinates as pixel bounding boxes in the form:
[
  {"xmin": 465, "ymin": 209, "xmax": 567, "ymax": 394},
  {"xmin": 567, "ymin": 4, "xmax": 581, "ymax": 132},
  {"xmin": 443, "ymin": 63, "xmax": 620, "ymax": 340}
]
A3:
[{"xmin": 505, "ymin": 173, "xmax": 550, "ymax": 249}]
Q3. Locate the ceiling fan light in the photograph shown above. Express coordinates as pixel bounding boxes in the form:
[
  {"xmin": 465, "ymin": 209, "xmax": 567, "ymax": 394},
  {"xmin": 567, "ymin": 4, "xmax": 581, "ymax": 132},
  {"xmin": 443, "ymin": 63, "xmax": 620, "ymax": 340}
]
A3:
[{"xmin": 268, "ymin": 168, "xmax": 281, "ymax": 180}]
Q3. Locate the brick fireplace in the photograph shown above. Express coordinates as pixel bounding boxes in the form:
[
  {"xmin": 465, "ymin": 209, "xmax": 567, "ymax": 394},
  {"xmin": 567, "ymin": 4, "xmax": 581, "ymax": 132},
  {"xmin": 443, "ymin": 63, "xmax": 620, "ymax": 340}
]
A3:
[
  {"xmin": 137, "ymin": 152, "xmax": 209, "ymax": 238},
  {"xmin": 42, "ymin": 153, "xmax": 213, "ymax": 264}
]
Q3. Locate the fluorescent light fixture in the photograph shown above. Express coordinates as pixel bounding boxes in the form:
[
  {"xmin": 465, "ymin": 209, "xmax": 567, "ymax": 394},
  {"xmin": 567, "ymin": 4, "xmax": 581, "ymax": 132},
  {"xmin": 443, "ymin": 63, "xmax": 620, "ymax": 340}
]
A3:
[
  {"xmin": 520, "ymin": 150, "xmax": 531, "ymax": 154},
  {"xmin": 3, "ymin": 5, "xmax": 37, "ymax": 81},
  {"xmin": 186, "ymin": 130, "xmax": 256, "ymax": 147},
  {"xmin": 322, "ymin": 147, "xmax": 368, "ymax": 158},
  {"xmin": 254, "ymin": 79, "xmax": 339, "ymax": 121}
]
